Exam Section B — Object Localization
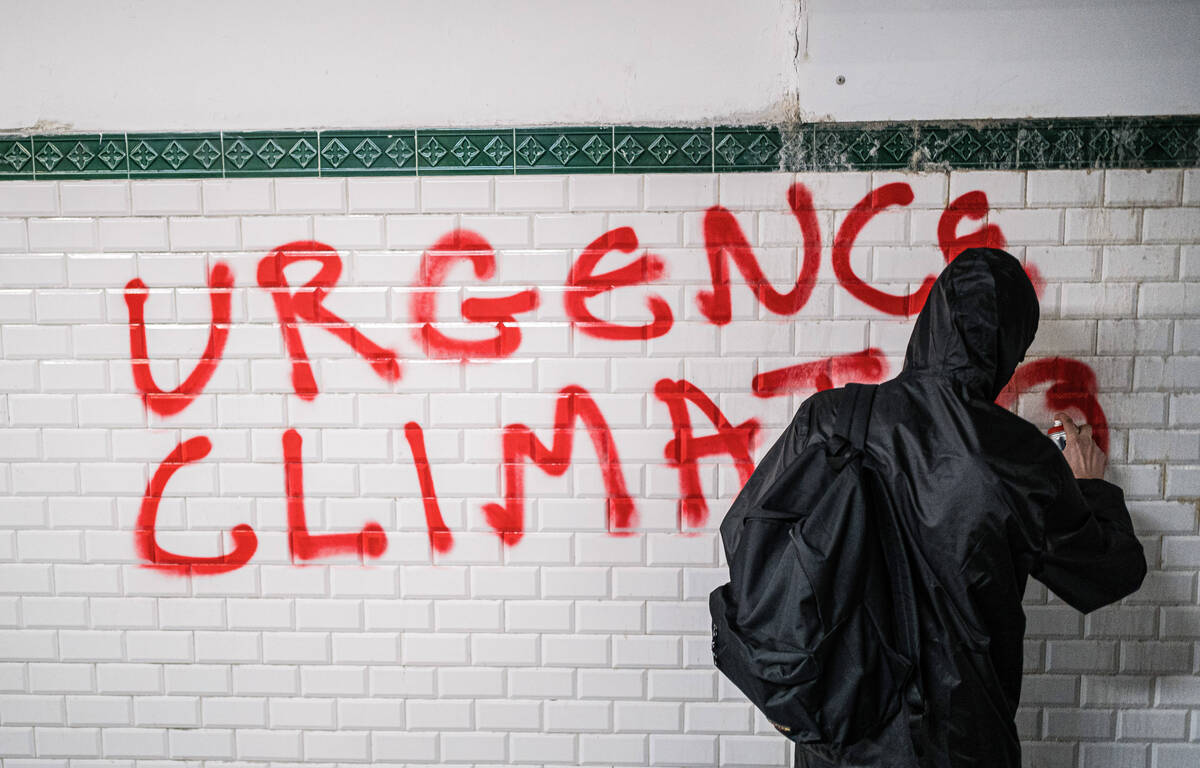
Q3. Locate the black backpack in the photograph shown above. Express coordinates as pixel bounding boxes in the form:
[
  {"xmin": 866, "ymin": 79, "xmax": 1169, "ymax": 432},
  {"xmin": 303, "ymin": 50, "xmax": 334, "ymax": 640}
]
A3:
[{"xmin": 709, "ymin": 383, "xmax": 923, "ymax": 758}]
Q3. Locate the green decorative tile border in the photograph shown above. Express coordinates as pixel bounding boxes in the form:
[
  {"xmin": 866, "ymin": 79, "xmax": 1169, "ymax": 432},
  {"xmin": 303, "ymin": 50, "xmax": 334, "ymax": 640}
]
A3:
[
  {"xmin": 614, "ymin": 127, "xmax": 713, "ymax": 172},
  {"xmin": 789, "ymin": 116, "xmax": 1200, "ymax": 172},
  {"xmin": 416, "ymin": 129, "xmax": 513, "ymax": 175},
  {"xmin": 1, "ymin": 117, "xmax": 1196, "ymax": 180},
  {"xmin": 515, "ymin": 128, "xmax": 613, "ymax": 173},
  {"xmin": 126, "ymin": 133, "xmax": 224, "ymax": 179},
  {"xmin": 223, "ymin": 132, "xmax": 321, "ymax": 177}
]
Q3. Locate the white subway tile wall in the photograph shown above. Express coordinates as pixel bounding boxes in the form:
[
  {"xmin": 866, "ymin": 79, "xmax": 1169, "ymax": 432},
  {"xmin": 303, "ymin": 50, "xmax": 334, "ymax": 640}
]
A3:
[{"xmin": 0, "ymin": 169, "xmax": 1198, "ymax": 766}]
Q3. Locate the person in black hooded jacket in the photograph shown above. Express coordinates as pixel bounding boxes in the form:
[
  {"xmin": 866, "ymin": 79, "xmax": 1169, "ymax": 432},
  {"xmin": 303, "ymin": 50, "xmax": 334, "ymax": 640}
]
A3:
[{"xmin": 781, "ymin": 247, "xmax": 1147, "ymax": 767}]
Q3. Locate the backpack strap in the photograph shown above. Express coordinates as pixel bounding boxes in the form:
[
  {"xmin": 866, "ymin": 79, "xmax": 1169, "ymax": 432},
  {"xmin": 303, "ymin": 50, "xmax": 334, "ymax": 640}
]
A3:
[
  {"xmin": 836, "ymin": 384, "xmax": 928, "ymax": 746},
  {"xmin": 878, "ymin": 496, "xmax": 926, "ymax": 741},
  {"xmin": 829, "ymin": 383, "xmax": 877, "ymax": 465},
  {"xmin": 847, "ymin": 383, "xmax": 876, "ymax": 451}
]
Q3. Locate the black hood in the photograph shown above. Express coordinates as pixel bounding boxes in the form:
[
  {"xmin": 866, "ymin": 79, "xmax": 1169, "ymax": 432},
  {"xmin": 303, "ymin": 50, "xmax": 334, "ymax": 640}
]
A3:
[{"xmin": 901, "ymin": 248, "xmax": 1039, "ymax": 401}]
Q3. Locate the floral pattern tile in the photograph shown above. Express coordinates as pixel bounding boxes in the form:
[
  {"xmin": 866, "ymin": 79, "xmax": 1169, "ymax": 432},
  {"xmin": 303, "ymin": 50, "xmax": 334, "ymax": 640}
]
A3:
[{"xmin": 1, "ymin": 117, "xmax": 1195, "ymax": 179}]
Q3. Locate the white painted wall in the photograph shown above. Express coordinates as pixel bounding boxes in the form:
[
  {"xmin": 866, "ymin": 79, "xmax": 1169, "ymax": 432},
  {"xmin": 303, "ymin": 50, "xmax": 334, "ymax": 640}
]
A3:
[
  {"xmin": 0, "ymin": 0, "xmax": 798, "ymax": 132},
  {"xmin": 798, "ymin": 0, "xmax": 1200, "ymax": 122},
  {"xmin": 3, "ymin": 0, "xmax": 1198, "ymax": 132}
]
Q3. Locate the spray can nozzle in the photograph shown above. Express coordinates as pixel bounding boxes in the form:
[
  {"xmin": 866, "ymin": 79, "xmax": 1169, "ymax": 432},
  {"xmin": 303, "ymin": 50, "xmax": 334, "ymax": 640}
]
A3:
[{"xmin": 1047, "ymin": 419, "xmax": 1067, "ymax": 450}]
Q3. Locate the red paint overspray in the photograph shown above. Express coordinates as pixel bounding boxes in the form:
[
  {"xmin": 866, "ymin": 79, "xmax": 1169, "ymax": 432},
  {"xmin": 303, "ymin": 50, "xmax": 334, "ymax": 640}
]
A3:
[
  {"xmin": 125, "ymin": 263, "xmax": 234, "ymax": 416},
  {"xmin": 283, "ymin": 428, "xmax": 387, "ymax": 562},
  {"xmin": 412, "ymin": 230, "xmax": 539, "ymax": 358},
  {"xmin": 654, "ymin": 379, "xmax": 760, "ymax": 529},
  {"xmin": 482, "ymin": 385, "xmax": 637, "ymax": 545},
  {"xmin": 934, "ymin": 189, "xmax": 1047, "ymax": 299},
  {"xmin": 697, "ymin": 183, "xmax": 822, "ymax": 324},
  {"xmin": 1024, "ymin": 262, "xmax": 1045, "ymax": 299},
  {"xmin": 257, "ymin": 240, "xmax": 401, "ymax": 399},
  {"xmin": 937, "ymin": 190, "xmax": 1007, "ymax": 263},
  {"xmin": 752, "ymin": 348, "xmax": 889, "ymax": 397},
  {"xmin": 566, "ymin": 227, "xmax": 673, "ymax": 340},
  {"xmin": 403, "ymin": 421, "xmax": 454, "ymax": 554},
  {"xmin": 997, "ymin": 357, "xmax": 1110, "ymax": 454},
  {"xmin": 136, "ymin": 436, "xmax": 257, "ymax": 574}
]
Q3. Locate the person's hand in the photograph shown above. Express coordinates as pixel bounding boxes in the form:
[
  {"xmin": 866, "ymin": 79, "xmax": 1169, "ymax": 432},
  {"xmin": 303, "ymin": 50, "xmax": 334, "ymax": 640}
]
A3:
[{"xmin": 1054, "ymin": 412, "xmax": 1107, "ymax": 480}]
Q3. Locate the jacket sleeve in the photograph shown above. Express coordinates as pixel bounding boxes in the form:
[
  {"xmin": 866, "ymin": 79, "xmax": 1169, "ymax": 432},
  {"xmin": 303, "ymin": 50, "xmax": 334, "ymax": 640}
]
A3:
[{"xmin": 1031, "ymin": 469, "xmax": 1148, "ymax": 614}]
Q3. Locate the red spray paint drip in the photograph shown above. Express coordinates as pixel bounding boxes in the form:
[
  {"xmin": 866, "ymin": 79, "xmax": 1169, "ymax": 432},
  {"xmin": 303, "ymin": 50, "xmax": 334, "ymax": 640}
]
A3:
[
  {"xmin": 482, "ymin": 385, "xmax": 637, "ymax": 545},
  {"xmin": 125, "ymin": 263, "xmax": 234, "ymax": 416},
  {"xmin": 257, "ymin": 240, "xmax": 401, "ymax": 399},
  {"xmin": 403, "ymin": 421, "xmax": 454, "ymax": 554},
  {"xmin": 753, "ymin": 348, "xmax": 889, "ymax": 397},
  {"xmin": 136, "ymin": 436, "xmax": 257, "ymax": 575},
  {"xmin": 566, "ymin": 226, "xmax": 673, "ymax": 340},
  {"xmin": 412, "ymin": 229, "xmax": 539, "ymax": 359},
  {"xmin": 283, "ymin": 428, "xmax": 387, "ymax": 562},
  {"xmin": 654, "ymin": 378, "xmax": 760, "ymax": 529}
]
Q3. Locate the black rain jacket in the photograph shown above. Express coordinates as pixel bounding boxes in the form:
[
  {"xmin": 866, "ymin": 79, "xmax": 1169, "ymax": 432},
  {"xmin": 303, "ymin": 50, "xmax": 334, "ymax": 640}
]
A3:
[{"xmin": 771, "ymin": 248, "xmax": 1148, "ymax": 767}]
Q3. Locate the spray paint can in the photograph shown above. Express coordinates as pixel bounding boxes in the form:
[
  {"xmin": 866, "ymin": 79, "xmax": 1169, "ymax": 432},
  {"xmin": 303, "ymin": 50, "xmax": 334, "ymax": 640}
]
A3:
[{"xmin": 1047, "ymin": 419, "xmax": 1067, "ymax": 451}]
